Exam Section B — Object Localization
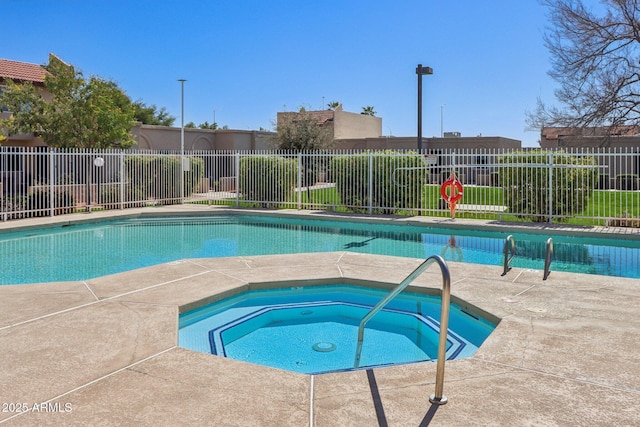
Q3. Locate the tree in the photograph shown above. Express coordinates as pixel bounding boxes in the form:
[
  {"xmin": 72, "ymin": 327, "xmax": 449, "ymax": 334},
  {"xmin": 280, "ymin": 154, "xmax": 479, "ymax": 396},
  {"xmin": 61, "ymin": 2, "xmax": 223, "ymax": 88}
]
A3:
[
  {"xmin": 327, "ymin": 101, "xmax": 340, "ymax": 110},
  {"xmin": 273, "ymin": 111, "xmax": 333, "ymax": 150},
  {"xmin": 132, "ymin": 100, "xmax": 175, "ymax": 126},
  {"xmin": 183, "ymin": 121, "xmax": 221, "ymax": 130},
  {"xmin": 0, "ymin": 56, "xmax": 136, "ymax": 149},
  {"xmin": 527, "ymin": 0, "xmax": 640, "ymax": 133},
  {"xmin": 198, "ymin": 121, "xmax": 218, "ymax": 130},
  {"xmin": 361, "ymin": 106, "xmax": 376, "ymax": 116}
]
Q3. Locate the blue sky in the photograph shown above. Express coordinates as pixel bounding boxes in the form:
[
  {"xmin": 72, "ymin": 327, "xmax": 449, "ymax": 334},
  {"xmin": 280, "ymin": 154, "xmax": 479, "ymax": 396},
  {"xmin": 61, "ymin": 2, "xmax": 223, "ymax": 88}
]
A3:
[{"xmin": 3, "ymin": 0, "xmax": 555, "ymax": 146}]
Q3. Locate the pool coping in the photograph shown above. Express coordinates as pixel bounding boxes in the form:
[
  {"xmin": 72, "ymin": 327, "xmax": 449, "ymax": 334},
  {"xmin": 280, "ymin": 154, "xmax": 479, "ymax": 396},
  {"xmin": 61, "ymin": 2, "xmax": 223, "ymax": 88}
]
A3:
[{"xmin": 1, "ymin": 206, "xmax": 639, "ymax": 425}]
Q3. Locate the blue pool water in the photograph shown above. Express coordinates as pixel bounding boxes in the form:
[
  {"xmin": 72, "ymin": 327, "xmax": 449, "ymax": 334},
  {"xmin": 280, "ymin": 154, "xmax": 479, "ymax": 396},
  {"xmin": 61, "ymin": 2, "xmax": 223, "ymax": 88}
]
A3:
[
  {"xmin": 0, "ymin": 214, "xmax": 639, "ymax": 284},
  {"xmin": 178, "ymin": 285, "xmax": 497, "ymax": 374}
]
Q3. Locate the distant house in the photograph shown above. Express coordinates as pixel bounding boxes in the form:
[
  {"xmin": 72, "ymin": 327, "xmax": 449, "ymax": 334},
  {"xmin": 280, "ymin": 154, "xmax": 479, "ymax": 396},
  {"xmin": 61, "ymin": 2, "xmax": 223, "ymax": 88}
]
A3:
[
  {"xmin": 0, "ymin": 58, "xmax": 49, "ymax": 88},
  {"xmin": 540, "ymin": 126, "xmax": 640, "ymax": 149},
  {"xmin": 0, "ymin": 57, "xmax": 51, "ymax": 146}
]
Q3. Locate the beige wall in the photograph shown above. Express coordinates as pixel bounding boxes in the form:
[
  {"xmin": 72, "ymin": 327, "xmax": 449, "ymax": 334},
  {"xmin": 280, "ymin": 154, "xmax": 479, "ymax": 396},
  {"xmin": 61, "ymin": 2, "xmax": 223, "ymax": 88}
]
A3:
[
  {"xmin": 333, "ymin": 110, "xmax": 382, "ymax": 139},
  {"xmin": 131, "ymin": 123, "xmax": 274, "ymax": 151},
  {"xmin": 276, "ymin": 107, "xmax": 382, "ymax": 141}
]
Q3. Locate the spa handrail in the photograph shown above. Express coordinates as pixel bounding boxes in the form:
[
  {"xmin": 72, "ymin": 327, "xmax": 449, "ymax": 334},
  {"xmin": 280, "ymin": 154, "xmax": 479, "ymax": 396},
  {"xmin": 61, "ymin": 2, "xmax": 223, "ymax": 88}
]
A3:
[
  {"xmin": 543, "ymin": 237, "xmax": 553, "ymax": 280},
  {"xmin": 353, "ymin": 255, "xmax": 451, "ymax": 405},
  {"xmin": 502, "ymin": 235, "xmax": 516, "ymax": 276}
]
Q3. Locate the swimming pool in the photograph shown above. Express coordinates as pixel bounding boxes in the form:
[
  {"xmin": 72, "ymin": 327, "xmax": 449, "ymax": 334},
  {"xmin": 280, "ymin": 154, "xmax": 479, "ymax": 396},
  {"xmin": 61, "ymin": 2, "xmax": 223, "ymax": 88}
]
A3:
[
  {"xmin": 0, "ymin": 213, "xmax": 639, "ymax": 284},
  {"xmin": 178, "ymin": 284, "xmax": 497, "ymax": 374}
]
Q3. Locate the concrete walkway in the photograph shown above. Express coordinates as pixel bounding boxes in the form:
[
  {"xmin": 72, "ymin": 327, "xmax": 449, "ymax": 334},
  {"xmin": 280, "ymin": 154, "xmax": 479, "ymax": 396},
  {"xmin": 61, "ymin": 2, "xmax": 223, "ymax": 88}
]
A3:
[{"xmin": 1, "ymin": 208, "xmax": 639, "ymax": 425}]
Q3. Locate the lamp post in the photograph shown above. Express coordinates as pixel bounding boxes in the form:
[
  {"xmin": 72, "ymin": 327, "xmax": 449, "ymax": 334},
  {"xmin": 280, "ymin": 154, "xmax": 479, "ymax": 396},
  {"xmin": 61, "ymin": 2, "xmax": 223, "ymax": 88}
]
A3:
[
  {"xmin": 178, "ymin": 79, "xmax": 186, "ymax": 201},
  {"xmin": 416, "ymin": 64, "xmax": 433, "ymax": 151}
]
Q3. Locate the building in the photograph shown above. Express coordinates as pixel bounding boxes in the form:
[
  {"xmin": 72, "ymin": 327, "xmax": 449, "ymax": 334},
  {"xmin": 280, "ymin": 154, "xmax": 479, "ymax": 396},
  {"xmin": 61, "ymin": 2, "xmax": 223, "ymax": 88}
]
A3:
[
  {"xmin": 276, "ymin": 104, "xmax": 382, "ymax": 142},
  {"xmin": 0, "ymin": 57, "xmax": 51, "ymax": 146},
  {"xmin": 540, "ymin": 126, "xmax": 640, "ymax": 149},
  {"xmin": 333, "ymin": 135, "xmax": 520, "ymax": 151},
  {"xmin": 539, "ymin": 126, "xmax": 640, "ymax": 189}
]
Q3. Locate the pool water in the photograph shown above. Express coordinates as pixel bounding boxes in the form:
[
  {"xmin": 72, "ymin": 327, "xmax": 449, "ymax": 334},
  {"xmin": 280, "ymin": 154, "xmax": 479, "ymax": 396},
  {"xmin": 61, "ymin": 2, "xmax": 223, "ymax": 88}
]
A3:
[
  {"xmin": 0, "ymin": 214, "xmax": 638, "ymax": 284},
  {"xmin": 178, "ymin": 285, "xmax": 497, "ymax": 374}
]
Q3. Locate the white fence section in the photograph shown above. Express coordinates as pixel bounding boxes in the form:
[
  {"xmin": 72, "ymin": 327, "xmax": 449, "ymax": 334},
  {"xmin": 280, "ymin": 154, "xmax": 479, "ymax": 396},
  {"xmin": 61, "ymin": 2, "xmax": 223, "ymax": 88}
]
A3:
[{"xmin": 1, "ymin": 147, "xmax": 639, "ymax": 225}]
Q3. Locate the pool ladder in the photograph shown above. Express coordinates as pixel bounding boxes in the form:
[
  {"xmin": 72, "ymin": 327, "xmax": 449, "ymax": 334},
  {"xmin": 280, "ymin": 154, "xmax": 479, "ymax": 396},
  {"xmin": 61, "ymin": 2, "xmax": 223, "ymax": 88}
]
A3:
[
  {"xmin": 502, "ymin": 235, "xmax": 554, "ymax": 280},
  {"xmin": 353, "ymin": 255, "xmax": 451, "ymax": 405}
]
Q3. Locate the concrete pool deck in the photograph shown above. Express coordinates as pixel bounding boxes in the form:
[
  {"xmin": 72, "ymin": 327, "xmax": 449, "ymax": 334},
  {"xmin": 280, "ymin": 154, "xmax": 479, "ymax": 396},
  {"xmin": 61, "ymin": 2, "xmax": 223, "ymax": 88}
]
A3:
[{"xmin": 0, "ymin": 206, "xmax": 639, "ymax": 425}]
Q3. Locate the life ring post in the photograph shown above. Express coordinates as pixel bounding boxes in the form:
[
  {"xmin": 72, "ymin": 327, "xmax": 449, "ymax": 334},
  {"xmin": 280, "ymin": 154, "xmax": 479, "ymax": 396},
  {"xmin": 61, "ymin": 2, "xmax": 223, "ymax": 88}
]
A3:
[{"xmin": 440, "ymin": 173, "xmax": 464, "ymax": 219}]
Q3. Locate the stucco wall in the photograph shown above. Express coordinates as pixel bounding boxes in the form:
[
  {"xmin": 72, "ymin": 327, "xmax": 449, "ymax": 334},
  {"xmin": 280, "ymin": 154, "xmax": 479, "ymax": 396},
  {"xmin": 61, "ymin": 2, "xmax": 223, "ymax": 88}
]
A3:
[
  {"xmin": 333, "ymin": 110, "xmax": 382, "ymax": 139},
  {"xmin": 131, "ymin": 123, "xmax": 273, "ymax": 151}
]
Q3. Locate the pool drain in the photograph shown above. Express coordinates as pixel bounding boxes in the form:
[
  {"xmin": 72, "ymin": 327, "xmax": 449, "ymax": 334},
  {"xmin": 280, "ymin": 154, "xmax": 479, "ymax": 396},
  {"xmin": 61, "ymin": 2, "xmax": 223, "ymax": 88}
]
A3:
[{"xmin": 312, "ymin": 342, "xmax": 336, "ymax": 352}]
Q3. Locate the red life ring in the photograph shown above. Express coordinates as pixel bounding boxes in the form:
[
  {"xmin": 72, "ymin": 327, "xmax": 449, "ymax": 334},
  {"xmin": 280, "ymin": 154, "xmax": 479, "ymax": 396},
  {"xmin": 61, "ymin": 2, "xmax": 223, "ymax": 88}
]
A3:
[{"xmin": 440, "ymin": 177, "xmax": 463, "ymax": 203}]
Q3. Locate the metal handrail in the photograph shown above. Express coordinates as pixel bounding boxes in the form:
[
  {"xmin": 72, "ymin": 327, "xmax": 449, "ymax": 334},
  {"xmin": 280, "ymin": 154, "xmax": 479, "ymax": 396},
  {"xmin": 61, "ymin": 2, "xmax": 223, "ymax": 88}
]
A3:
[
  {"xmin": 502, "ymin": 235, "xmax": 516, "ymax": 276},
  {"xmin": 543, "ymin": 237, "xmax": 553, "ymax": 280},
  {"xmin": 352, "ymin": 255, "xmax": 451, "ymax": 405}
]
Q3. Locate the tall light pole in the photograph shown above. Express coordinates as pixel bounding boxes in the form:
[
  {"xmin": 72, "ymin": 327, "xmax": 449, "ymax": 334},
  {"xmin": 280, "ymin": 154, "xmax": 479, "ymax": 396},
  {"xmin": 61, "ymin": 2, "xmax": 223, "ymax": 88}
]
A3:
[
  {"xmin": 440, "ymin": 104, "xmax": 445, "ymax": 138},
  {"xmin": 416, "ymin": 64, "xmax": 433, "ymax": 151},
  {"xmin": 178, "ymin": 79, "xmax": 186, "ymax": 201}
]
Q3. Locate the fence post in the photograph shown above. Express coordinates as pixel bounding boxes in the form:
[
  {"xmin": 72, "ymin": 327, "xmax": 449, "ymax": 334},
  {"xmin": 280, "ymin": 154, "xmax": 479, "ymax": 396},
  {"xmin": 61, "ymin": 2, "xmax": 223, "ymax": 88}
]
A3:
[
  {"xmin": 235, "ymin": 152, "xmax": 240, "ymax": 208},
  {"xmin": 451, "ymin": 150, "xmax": 457, "ymax": 176},
  {"xmin": 119, "ymin": 151, "xmax": 124, "ymax": 209},
  {"xmin": 49, "ymin": 149, "xmax": 55, "ymax": 217},
  {"xmin": 548, "ymin": 151, "xmax": 553, "ymax": 224},
  {"xmin": 297, "ymin": 152, "xmax": 302, "ymax": 210},
  {"xmin": 368, "ymin": 152, "xmax": 373, "ymax": 214}
]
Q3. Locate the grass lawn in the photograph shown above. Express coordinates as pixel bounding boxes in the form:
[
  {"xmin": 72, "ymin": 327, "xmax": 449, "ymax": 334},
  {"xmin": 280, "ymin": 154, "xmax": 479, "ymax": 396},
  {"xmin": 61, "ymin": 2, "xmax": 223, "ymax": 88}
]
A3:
[{"xmin": 197, "ymin": 186, "xmax": 640, "ymax": 226}]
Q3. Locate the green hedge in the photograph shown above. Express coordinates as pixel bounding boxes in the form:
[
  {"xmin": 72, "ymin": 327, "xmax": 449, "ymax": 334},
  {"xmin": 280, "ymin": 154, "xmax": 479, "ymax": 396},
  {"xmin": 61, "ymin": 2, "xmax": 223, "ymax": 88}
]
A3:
[
  {"xmin": 331, "ymin": 151, "xmax": 426, "ymax": 214},
  {"xmin": 239, "ymin": 156, "xmax": 296, "ymax": 207},
  {"xmin": 499, "ymin": 150, "xmax": 597, "ymax": 222},
  {"xmin": 124, "ymin": 155, "xmax": 204, "ymax": 204}
]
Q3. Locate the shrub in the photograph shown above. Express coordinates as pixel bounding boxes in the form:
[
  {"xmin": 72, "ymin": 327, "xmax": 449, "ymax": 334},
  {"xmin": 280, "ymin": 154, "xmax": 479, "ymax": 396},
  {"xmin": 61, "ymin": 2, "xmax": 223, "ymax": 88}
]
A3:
[
  {"xmin": 499, "ymin": 150, "xmax": 597, "ymax": 222},
  {"xmin": 0, "ymin": 195, "xmax": 26, "ymax": 219},
  {"xmin": 124, "ymin": 155, "xmax": 204, "ymax": 205},
  {"xmin": 331, "ymin": 151, "xmax": 426, "ymax": 214},
  {"xmin": 239, "ymin": 156, "xmax": 296, "ymax": 207},
  {"xmin": 25, "ymin": 190, "xmax": 75, "ymax": 216}
]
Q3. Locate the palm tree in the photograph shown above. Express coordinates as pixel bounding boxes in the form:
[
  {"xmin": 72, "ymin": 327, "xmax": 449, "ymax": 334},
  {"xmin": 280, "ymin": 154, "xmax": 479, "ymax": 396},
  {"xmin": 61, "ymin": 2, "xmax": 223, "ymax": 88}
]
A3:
[
  {"xmin": 327, "ymin": 101, "xmax": 340, "ymax": 110},
  {"xmin": 361, "ymin": 106, "xmax": 376, "ymax": 116}
]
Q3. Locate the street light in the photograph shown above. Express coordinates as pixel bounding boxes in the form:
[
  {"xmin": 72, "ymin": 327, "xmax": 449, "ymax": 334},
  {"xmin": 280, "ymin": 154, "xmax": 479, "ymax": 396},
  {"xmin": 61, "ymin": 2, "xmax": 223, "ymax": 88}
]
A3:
[
  {"xmin": 178, "ymin": 79, "xmax": 186, "ymax": 201},
  {"xmin": 416, "ymin": 64, "xmax": 433, "ymax": 151}
]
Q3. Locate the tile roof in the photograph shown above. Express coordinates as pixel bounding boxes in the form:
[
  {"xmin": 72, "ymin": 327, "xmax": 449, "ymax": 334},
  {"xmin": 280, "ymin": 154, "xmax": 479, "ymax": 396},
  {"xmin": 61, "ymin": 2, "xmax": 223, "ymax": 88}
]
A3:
[
  {"xmin": 0, "ymin": 59, "xmax": 48, "ymax": 83},
  {"xmin": 307, "ymin": 110, "xmax": 335, "ymax": 125}
]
